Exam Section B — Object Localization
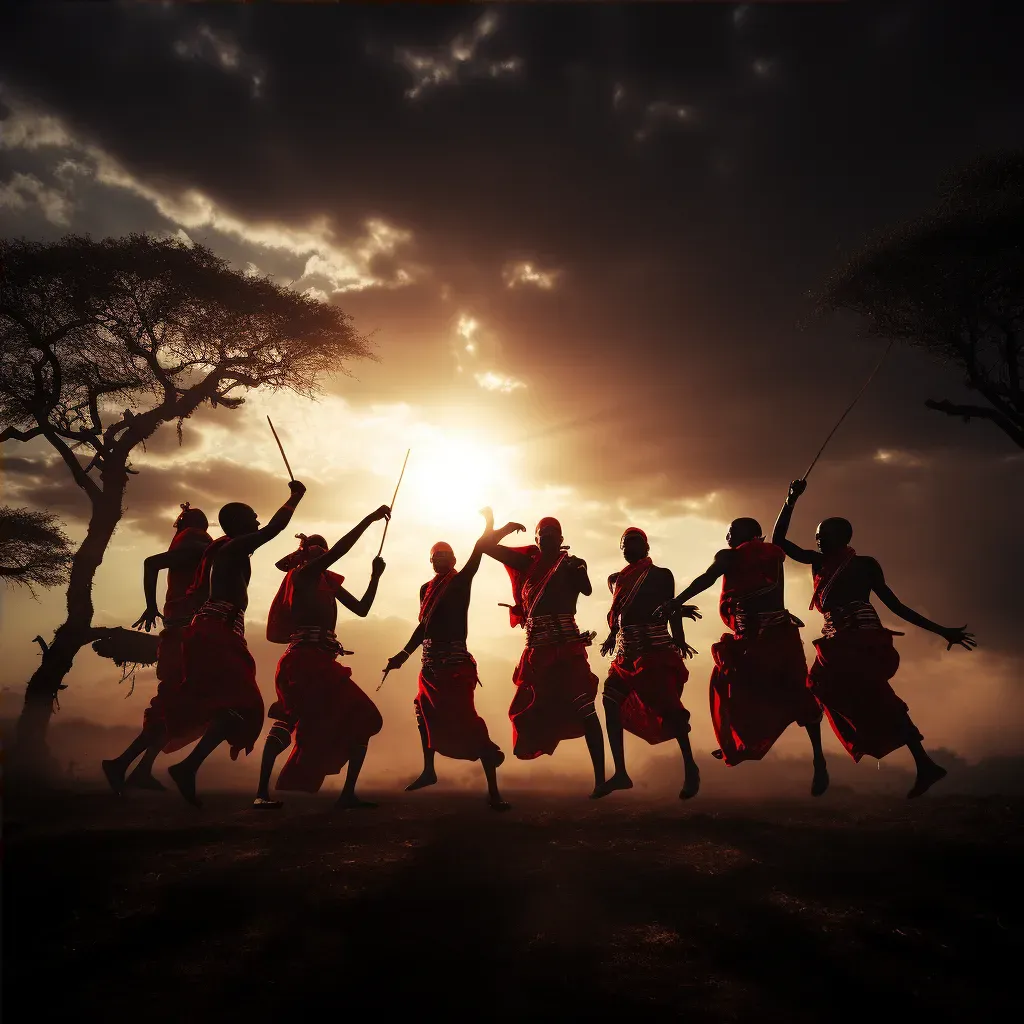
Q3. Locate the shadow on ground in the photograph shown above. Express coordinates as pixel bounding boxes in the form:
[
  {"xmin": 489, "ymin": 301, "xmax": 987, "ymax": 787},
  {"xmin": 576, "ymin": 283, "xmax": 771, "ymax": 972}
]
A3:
[{"xmin": 5, "ymin": 788, "xmax": 1022, "ymax": 1022}]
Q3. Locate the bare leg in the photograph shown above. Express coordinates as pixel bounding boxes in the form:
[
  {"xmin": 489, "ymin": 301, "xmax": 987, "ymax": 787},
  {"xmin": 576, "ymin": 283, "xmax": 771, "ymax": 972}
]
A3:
[
  {"xmin": 167, "ymin": 712, "xmax": 232, "ymax": 808},
  {"xmin": 482, "ymin": 749, "xmax": 511, "ymax": 811},
  {"xmin": 906, "ymin": 731, "xmax": 946, "ymax": 798},
  {"xmin": 102, "ymin": 730, "xmax": 153, "ymax": 794},
  {"xmin": 335, "ymin": 744, "xmax": 378, "ymax": 809},
  {"xmin": 593, "ymin": 690, "xmax": 633, "ymax": 798},
  {"xmin": 805, "ymin": 720, "xmax": 830, "ymax": 797},
  {"xmin": 406, "ymin": 702, "xmax": 438, "ymax": 791},
  {"xmin": 580, "ymin": 700, "xmax": 607, "ymax": 799},
  {"xmin": 675, "ymin": 719, "xmax": 701, "ymax": 800},
  {"xmin": 252, "ymin": 723, "xmax": 290, "ymax": 809},
  {"xmin": 124, "ymin": 743, "xmax": 167, "ymax": 791}
]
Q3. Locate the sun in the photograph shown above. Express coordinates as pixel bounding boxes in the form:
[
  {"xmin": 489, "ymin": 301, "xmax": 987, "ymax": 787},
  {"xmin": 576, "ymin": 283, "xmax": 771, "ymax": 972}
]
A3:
[{"xmin": 402, "ymin": 430, "xmax": 520, "ymax": 529}]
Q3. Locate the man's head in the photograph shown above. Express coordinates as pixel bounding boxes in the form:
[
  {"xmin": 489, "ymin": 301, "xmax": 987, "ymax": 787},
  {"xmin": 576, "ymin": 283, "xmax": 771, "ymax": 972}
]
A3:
[
  {"xmin": 620, "ymin": 527, "xmax": 649, "ymax": 564},
  {"xmin": 726, "ymin": 518, "xmax": 763, "ymax": 548},
  {"xmin": 219, "ymin": 502, "xmax": 259, "ymax": 538},
  {"xmin": 430, "ymin": 541, "xmax": 456, "ymax": 575},
  {"xmin": 535, "ymin": 517, "xmax": 563, "ymax": 555},
  {"xmin": 300, "ymin": 533, "xmax": 328, "ymax": 557},
  {"xmin": 815, "ymin": 517, "xmax": 853, "ymax": 555},
  {"xmin": 174, "ymin": 502, "xmax": 208, "ymax": 533}
]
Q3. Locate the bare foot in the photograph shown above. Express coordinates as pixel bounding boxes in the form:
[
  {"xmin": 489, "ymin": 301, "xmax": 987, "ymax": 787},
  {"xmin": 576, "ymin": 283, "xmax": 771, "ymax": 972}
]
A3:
[
  {"xmin": 711, "ymin": 748, "xmax": 725, "ymax": 760},
  {"xmin": 101, "ymin": 759, "xmax": 126, "ymax": 796},
  {"xmin": 167, "ymin": 762, "xmax": 202, "ymax": 808},
  {"xmin": 811, "ymin": 759, "xmax": 830, "ymax": 797},
  {"xmin": 488, "ymin": 798, "xmax": 512, "ymax": 812},
  {"xmin": 252, "ymin": 797, "xmax": 284, "ymax": 810},
  {"xmin": 405, "ymin": 770, "xmax": 438, "ymax": 792},
  {"xmin": 908, "ymin": 762, "xmax": 947, "ymax": 799},
  {"xmin": 335, "ymin": 793, "xmax": 379, "ymax": 809},
  {"xmin": 679, "ymin": 764, "xmax": 701, "ymax": 800},
  {"xmin": 592, "ymin": 772, "xmax": 634, "ymax": 799},
  {"xmin": 125, "ymin": 768, "xmax": 166, "ymax": 791}
]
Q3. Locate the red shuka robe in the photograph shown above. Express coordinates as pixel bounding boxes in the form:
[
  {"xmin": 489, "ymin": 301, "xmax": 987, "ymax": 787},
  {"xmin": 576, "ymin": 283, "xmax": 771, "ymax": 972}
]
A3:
[
  {"xmin": 267, "ymin": 566, "xmax": 383, "ymax": 792},
  {"xmin": 502, "ymin": 546, "xmax": 599, "ymax": 759},
  {"xmin": 709, "ymin": 540, "xmax": 821, "ymax": 765},
  {"xmin": 807, "ymin": 547, "xmax": 920, "ymax": 761}
]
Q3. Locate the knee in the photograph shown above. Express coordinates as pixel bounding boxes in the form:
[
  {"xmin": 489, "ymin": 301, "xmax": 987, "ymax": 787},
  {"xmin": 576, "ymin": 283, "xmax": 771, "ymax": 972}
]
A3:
[
  {"xmin": 267, "ymin": 723, "xmax": 293, "ymax": 749},
  {"xmin": 574, "ymin": 694, "xmax": 599, "ymax": 722}
]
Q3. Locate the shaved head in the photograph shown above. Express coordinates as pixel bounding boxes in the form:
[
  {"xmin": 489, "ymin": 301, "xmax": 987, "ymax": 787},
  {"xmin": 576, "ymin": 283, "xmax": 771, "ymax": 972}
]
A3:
[{"xmin": 727, "ymin": 517, "xmax": 763, "ymax": 548}]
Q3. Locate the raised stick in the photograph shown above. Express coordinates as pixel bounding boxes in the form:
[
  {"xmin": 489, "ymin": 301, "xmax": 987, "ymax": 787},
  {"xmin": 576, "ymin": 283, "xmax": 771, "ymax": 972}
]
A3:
[
  {"xmin": 266, "ymin": 417, "xmax": 294, "ymax": 481},
  {"xmin": 801, "ymin": 340, "xmax": 896, "ymax": 480},
  {"xmin": 376, "ymin": 448, "xmax": 410, "ymax": 558}
]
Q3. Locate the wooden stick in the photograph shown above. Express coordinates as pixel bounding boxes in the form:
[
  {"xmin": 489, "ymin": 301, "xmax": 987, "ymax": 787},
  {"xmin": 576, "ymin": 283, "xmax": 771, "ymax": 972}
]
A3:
[
  {"xmin": 802, "ymin": 340, "xmax": 895, "ymax": 480},
  {"xmin": 267, "ymin": 417, "xmax": 294, "ymax": 481},
  {"xmin": 376, "ymin": 448, "xmax": 410, "ymax": 558}
]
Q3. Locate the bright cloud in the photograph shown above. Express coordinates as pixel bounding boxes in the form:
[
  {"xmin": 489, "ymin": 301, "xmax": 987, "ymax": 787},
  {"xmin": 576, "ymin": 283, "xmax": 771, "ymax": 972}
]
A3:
[
  {"xmin": 396, "ymin": 11, "xmax": 523, "ymax": 100},
  {"xmin": 0, "ymin": 91, "xmax": 418, "ymax": 293},
  {"xmin": 0, "ymin": 171, "xmax": 72, "ymax": 225},
  {"xmin": 475, "ymin": 371, "xmax": 526, "ymax": 394},
  {"xmin": 503, "ymin": 261, "xmax": 560, "ymax": 290}
]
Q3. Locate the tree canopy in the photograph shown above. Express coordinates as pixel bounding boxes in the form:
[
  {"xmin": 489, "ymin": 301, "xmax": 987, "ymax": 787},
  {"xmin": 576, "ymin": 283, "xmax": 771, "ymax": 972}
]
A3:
[
  {"xmin": 815, "ymin": 150, "xmax": 1024, "ymax": 449},
  {"xmin": 0, "ymin": 506, "xmax": 73, "ymax": 591}
]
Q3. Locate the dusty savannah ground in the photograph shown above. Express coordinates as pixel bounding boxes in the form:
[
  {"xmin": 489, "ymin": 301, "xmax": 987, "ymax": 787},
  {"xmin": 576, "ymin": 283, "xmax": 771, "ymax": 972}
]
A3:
[{"xmin": 4, "ymin": 785, "xmax": 1022, "ymax": 1023}]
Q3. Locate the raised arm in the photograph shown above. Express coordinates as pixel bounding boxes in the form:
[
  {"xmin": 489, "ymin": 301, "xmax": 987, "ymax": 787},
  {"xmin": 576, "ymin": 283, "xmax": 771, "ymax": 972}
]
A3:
[
  {"xmin": 772, "ymin": 479, "xmax": 816, "ymax": 564},
  {"xmin": 479, "ymin": 514, "xmax": 532, "ymax": 573},
  {"xmin": 132, "ymin": 541, "xmax": 207, "ymax": 632},
  {"xmin": 337, "ymin": 556, "xmax": 387, "ymax": 618},
  {"xmin": 302, "ymin": 505, "xmax": 391, "ymax": 577},
  {"xmin": 868, "ymin": 559, "xmax": 976, "ymax": 651},
  {"xmin": 227, "ymin": 481, "xmax": 307, "ymax": 557}
]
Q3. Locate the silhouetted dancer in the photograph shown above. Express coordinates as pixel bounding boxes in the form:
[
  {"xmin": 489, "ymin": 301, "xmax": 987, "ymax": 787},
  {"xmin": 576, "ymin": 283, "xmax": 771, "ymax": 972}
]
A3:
[
  {"xmin": 655, "ymin": 517, "xmax": 829, "ymax": 796},
  {"xmin": 165, "ymin": 481, "xmax": 306, "ymax": 807},
  {"xmin": 384, "ymin": 510, "xmax": 517, "ymax": 811},
  {"xmin": 595, "ymin": 527, "xmax": 701, "ymax": 800},
  {"xmin": 102, "ymin": 503, "xmax": 212, "ymax": 795},
  {"xmin": 482, "ymin": 516, "xmax": 606, "ymax": 796},
  {"xmin": 773, "ymin": 479, "xmax": 975, "ymax": 797},
  {"xmin": 252, "ymin": 508, "xmax": 391, "ymax": 811}
]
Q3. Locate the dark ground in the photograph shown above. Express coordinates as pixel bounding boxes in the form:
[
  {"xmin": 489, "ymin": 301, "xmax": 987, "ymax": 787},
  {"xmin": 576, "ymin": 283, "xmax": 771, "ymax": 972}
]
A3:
[{"xmin": 4, "ymin": 787, "xmax": 1023, "ymax": 1022}]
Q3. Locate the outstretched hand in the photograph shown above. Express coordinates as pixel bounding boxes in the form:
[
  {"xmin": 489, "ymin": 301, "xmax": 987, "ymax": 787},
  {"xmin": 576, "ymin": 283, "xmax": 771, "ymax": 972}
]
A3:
[
  {"xmin": 384, "ymin": 650, "xmax": 410, "ymax": 673},
  {"xmin": 288, "ymin": 479, "xmax": 307, "ymax": 499},
  {"xmin": 676, "ymin": 639, "xmax": 699, "ymax": 660},
  {"xmin": 371, "ymin": 556, "xmax": 386, "ymax": 577},
  {"xmin": 787, "ymin": 479, "xmax": 807, "ymax": 503},
  {"xmin": 370, "ymin": 504, "xmax": 392, "ymax": 523},
  {"xmin": 132, "ymin": 607, "xmax": 162, "ymax": 633},
  {"xmin": 942, "ymin": 625, "xmax": 976, "ymax": 652},
  {"xmin": 675, "ymin": 604, "xmax": 702, "ymax": 622},
  {"xmin": 600, "ymin": 630, "xmax": 617, "ymax": 657}
]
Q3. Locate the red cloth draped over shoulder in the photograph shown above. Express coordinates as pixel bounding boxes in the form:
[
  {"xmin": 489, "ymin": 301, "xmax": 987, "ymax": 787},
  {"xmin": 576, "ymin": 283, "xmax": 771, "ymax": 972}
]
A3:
[
  {"xmin": 163, "ymin": 617, "xmax": 264, "ymax": 758},
  {"xmin": 810, "ymin": 546, "xmax": 857, "ymax": 612},
  {"xmin": 501, "ymin": 545, "xmax": 543, "ymax": 627},
  {"xmin": 609, "ymin": 647, "xmax": 689, "ymax": 744},
  {"xmin": 272, "ymin": 647, "xmax": 383, "ymax": 792},
  {"xmin": 708, "ymin": 625, "xmax": 821, "ymax": 765},
  {"xmin": 607, "ymin": 556, "xmax": 652, "ymax": 628},
  {"xmin": 267, "ymin": 567, "xmax": 344, "ymax": 643},
  {"xmin": 719, "ymin": 539, "xmax": 785, "ymax": 632},
  {"xmin": 180, "ymin": 534, "xmax": 232, "ymax": 609},
  {"xmin": 415, "ymin": 660, "xmax": 502, "ymax": 763},
  {"xmin": 161, "ymin": 527, "xmax": 213, "ymax": 622},
  {"xmin": 509, "ymin": 642, "xmax": 599, "ymax": 758},
  {"xmin": 420, "ymin": 569, "xmax": 456, "ymax": 623}
]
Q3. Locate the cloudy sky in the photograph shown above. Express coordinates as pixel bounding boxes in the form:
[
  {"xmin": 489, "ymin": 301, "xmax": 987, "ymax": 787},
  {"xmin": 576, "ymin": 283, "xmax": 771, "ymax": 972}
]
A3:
[{"xmin": 2, "ymin": 2, "xmax": 1022, "ymax": 783}]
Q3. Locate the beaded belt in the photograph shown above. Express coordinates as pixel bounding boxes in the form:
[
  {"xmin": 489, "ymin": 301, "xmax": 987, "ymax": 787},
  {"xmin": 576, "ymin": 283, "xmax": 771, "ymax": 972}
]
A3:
[
  {"xmin": 525, "ymin": 614, "xmax": 596, "ymax": 649},
  {"xmin": 422, "ymin": 639, "xmax": 474, "ymax": 666},
  {"xmin": 615, "ymin": 622, "xmax": 677, "ymax": 660},
  {"xmin": 193, "ymin": 599, "xmax": 245, "ymax": 638},
  {"xmin": 287, "ymin": 627, "xmax": 352, "ymax": 656},
  {"xmin": 733, "ymin": 608, "xmax": 803, "ymax": 638},
  {"xmin": 821, "ymin": 601, "xmax": 902, "ymax": 639}
]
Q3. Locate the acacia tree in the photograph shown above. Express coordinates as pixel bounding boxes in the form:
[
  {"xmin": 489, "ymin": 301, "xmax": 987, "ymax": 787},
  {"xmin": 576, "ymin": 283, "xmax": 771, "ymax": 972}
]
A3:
[
  {"xmin": 816, "ymin": 150, "xmax": 1024, "ymax": 450},
  {"xmin": 0, "ymin": 506, "xmax": 73, "ymax": 591},
  {"xmin": 0, "ymin": 233, "xmax": 372, "ymax": 773}
]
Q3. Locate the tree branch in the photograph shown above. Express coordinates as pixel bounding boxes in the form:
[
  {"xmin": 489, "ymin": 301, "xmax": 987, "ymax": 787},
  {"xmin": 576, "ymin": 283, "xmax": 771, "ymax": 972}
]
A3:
[
  {"xmin": 925, "ymin": 398, "xmax": 1024, "ymax": 448},
  {"xmin": 0, "ymin": 425, "xmax": 45, "ymax": 443},
  {"xmin": 42, "ymin": 428, "xmax": 102, "ymax": 497}
]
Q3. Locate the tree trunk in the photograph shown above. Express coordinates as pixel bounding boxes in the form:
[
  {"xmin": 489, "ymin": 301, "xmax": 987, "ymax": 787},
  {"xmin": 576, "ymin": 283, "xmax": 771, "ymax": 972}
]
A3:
[{"xmin": 12, "ymin": 472, "xmax": 127, "ymax": 778}]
